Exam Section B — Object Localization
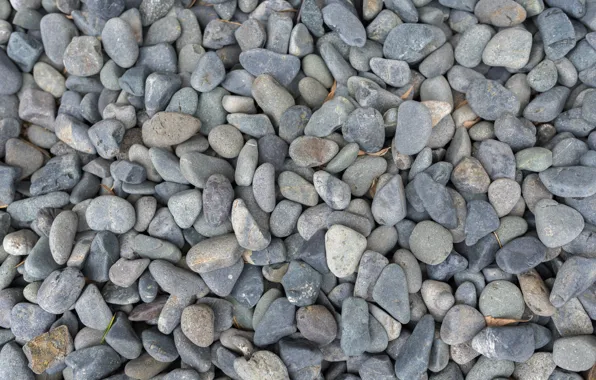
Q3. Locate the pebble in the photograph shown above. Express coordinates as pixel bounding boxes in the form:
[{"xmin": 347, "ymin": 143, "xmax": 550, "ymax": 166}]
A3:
[
  {"xmin": 479, "ymin": 280, "xmax": 525, "ymax": 319},
  {"xmin": 325, "ymin": 225, "xmax": 367, "ymax": 278},
  {"xmin": 409, "ymin": 221, "xmax": 453, "ymax": 265}
]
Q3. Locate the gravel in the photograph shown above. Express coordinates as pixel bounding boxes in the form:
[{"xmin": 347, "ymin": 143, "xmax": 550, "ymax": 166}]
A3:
[{"xmin": 0, "ymin": 0, "xmax": 594, "ymax": 379}]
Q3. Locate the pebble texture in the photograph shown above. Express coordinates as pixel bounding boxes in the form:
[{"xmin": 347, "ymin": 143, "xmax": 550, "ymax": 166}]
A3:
[{"xmin": 0, "ymin": 1, "xmax": 591, "ymax": 379}]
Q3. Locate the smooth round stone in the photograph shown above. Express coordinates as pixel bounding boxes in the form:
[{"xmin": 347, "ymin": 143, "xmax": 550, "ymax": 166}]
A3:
[
  {"xmin": 33, "ymin": 62, "xmax": 65, "ymax": 98},
  {"xmin": 63, "ymin": 36, "xmax": 103, "ymax": 77},
  {"xmin": 496, "ymin": 236, "xmax": 547, "ymax": 275},
  {"xmin": 298, "ymin": 77, "xmax": 328, "ymax": 109},
  {"xmin": 515, "ymin": 147, "xmax": 553, "ymax": 172},
  {"xmin": 11, "ymin": 302, "xmax": 56, "ymax": 341},
  {"xmin": 281, "ymin": 260, "xmax": 322, "ymax": 306},
  {"xmin": 451, "ymin": 157, "xmax": 490, "ymax": 194},
  {"xmin": 479, "ymin": 280, "xmax": 525, "ymax": 319},
  {"xmin": 455, "ymin": 24, "xmax": 494, "ymax": 69},
  {"xmin": 467, "ymin": 79, "xmax": 520, "ymax": 121},
  {"xmin": 278, "ymin": 171, "xmax": 319, "ymax": 206},
  {"xmin": 370, "ymin": 57, "xmax": 410, "ymax": 87},
  {"xmin": 534, "ymin": 199, "xmax": 584, "ymax": 248},
  {"xmin": 553, "ymin": 335, "xmax": 596, "ymax": 372},
  {"xmin": 383, "ymin": 23, "xmax": 446, "ymax": 63},
  {"xmin": 181, "ymin": 304, "xmax": 215, "ymax": 348},
  {"xmin": 475, "ymin": 0, "xmax": 526, "ymax": 27},
  {"xmin": 231, "ymin": 199, "xmax": 271, "ymax": 251},
  {"xmin": 86, "ymin": 195, "xmax": 135, "ymax": 234},
  {"xmin": 476, "ymin": 139, "xmax": 516, "ymax": 180},
  {"xmin": 440, "ymin": 304, "xmax": 486, "ymax": 345},
  {"xmin": 166, "ymin": 189, "xmax": 201, "ymax": 229},
  {"xmin": 101, "ymin": 17, "xmax": 138, "ymax": 69},
  {"xmin": 141, "ymin": 327, "xmax": 179, "ymax": 363},
  {"xmin": 325, "ymin": 225, "xmax": 367, "ymax": 278},
  {"xmin": 234, "ymin": 350, "xmax": 289, "ymax": 380},
  {"xmin": 208, "ymin": 124, "xmax": 244, "ymax": 159},
  {"xmin": 191, "ymin": 52, "xmax": 225, "ymax": 93},
  {"xmin": 312, "ymin": 170, "xmax": 351, "ymax": 210},
  {"xmin": 342, "ymin": 107, "xmax": 384, "ymax": 153},
  {"xmin": 488, "ymin": 179, "xmax": 521, "ymax": 217},
  {"xmin": 409, "ymin": 221, "xmax": 453, "ymax": 265},
  {"xmin": 296, "ymin": 305, "xmax": 337, "ymax": 346},
  {"xmin": 482, "ymin": 28, "xmax": 532, "ymax": 70}
]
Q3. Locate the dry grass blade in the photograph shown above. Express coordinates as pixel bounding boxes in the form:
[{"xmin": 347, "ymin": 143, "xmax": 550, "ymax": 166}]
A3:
[
  {"xmin": 100, "ymin": 184, "xmax": 115, "ymax": 195},
  {"xmin": 323, "ymin": 80, "xmax": 337, "ymax": 103},
  {"xmin": 358, "ymin": 147, "xmax": 391, "ymax": 156},
  {"xmin": 14, "ymin": 261, "xmax": 25, "ymax": 269},
  {"xmin": 0, "ymin": 204, "xmax": 7, "ymax": 209},
  {"xmin": 188, "ymin": 0, "xmax": 198, "ymax": 7},
  {"xmin": 485, "ymin": 315, "xmax": 532, "ymax": 327},
  {"xmin": 21, "ymin": 139, "xmax": 51, "ymax": 159},
  {"xmin": 368, "ymin": 177, "xmax": 379, "ymax": 198},
  {"xmin": 463, "ymin": 117, "xmax": 481, "ymax": 128},
  {"xmin": 218, "ymin": 19, "xmax": 242, "ymax": 26},
  {"xmin": 400, "ymin": 86, "xmax": 414, "ymax": 100},
  {"xmin": 455, "ymin": 99, "xmax": 468, "ymax": 110},
  {"xmin": 101, "ymin": 314, "xmax": 117, "ymax": 344}
]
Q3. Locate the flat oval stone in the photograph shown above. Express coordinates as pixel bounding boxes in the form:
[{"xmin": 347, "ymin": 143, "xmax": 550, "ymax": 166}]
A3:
[
  {"xmin": 475, "ymin": 0, "xmax": 526, "ymax": 27},
  {"xmin": 142, "ymin": 112, "xmax": 202, "ymax": 148},
  {"xmin": 66, "ymin": 345, "xmax": 121, "ymax": 380},
  {"xmin": 534, "ymin": 199, "xmax": 584, "ymax": 248},
  {"xmin": 313, "ymin": 170, "xmax": 351, "ymax": 210},
  {"xmin": 467, "ymin": 79, "xmax": 520, "ymax": 121},
  {"xmin": 278, "ymin": 171, "xmax": 319, "ymax": 206},
  {"xmin": 496, "ymin": 236, "xmax": 547, "ymax": 275},
  {"xmin": 187, "ymin": 234, "xmax": 244, "ymax": 273},
  {"xmin": 539, "ymin": 166, "xmax": 596, "ymax": 197},
  {"xmin": 86, "ymin": 195, "xmax": 135, "ymax": 234},
  {"xmin": 289, "ymin": 136, "xmax": 339, "ymax": 167},
  {"xmin": 322, "ymin": 3, "xmax": 366, "ymax": 48},
  {"xmin": 383, "ymin": 23, "xmax": 446, "ymax": 63},
  {"xmin": 394, "ymin": 100, "xmax": 432, "ymax": 155},
  {"xmin": 234, "ymin": 350, "xmax": 290, "ymax": 380},
  {"xmin": 482, "ymin": 28, "xmax": 532, "ymax": 70},
  {"xmin": 239, "ymin": 48, "xmax": 300, "ymax": 87},
  {"xmin": 181, "ymin": 304, "xmax": 214, "ymax": 348},
  {"xmin": 471, "ymin": 325, "xmax": 535, "ymax": 363},
  {"xmin": 101, "ymin": 17, "xmax": 138, "ymax": 68},
  {"xmin": 394, "ymin": 314, "xmax": 435, "ymax": 379}
]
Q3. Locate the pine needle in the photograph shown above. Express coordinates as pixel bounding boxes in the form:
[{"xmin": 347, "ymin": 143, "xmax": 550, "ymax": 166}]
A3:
[
  {"xmin": 323, "ymin": 80, "xmax": 337, "ymax": 103},
  {"xmin": 455, "ymin": 99, "xmax": 468, "ymax": 110},
  {"xmin": 14, "ymin": 261, "xmax": 25, "ymax": 269},
  {"xmin": 485, "ymin": 315, "xmax": 532, "ymax": 327},
  {"xmin": 0, "ymin": 204, "xmax": 7, "ymax": 209},
  {"xmin": 232, "ymin": 316, "xmax": 241, "ymax": 329},
  {"xmin": 101, "ymin": 314, "xmax": 117, "ymax": 344},
  {"xmin": 188, "ymin": 0, "xmax": 198, "ymax": 7},
  {"xmin": 493, "ymin": 232, "xmax": 503, "ymax": 248}
]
